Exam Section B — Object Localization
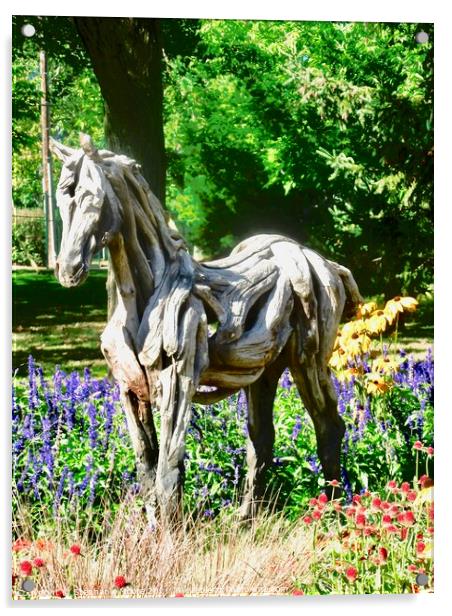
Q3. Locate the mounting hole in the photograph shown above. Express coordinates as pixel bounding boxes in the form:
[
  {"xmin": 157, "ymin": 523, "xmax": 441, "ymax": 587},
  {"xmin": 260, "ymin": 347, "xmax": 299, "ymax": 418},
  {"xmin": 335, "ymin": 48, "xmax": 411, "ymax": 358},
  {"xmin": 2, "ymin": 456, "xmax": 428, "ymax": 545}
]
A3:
[
  {"xmin": 21, "ymin": 24, "xmax": 36, "ymax": 37},
  {"xmin": 21, "ymin": 578, "xmax": 35, "ymax": 592},
  {"xmin": 415, "ymin": 572, "xmax": 429, "ymax": 586},
  {"xmin": 415, "ymin": 31, "xmax": 429, "ymax": 44}
]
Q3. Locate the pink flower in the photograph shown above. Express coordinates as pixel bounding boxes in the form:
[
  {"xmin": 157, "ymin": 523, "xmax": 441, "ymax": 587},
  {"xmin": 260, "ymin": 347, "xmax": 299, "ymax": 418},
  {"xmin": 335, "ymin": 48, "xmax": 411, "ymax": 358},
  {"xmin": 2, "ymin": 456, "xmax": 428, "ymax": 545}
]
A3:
[
  {"xmin": 407, "ymin": 490, "xmax": 417, "ymax": 502},
  {"xmin": 292, "ymin": 589, "xmax": 304, "ymax": 595},
  {"xmin": 70, "ymin": 544, "xmax": 81, "ymax": 556},
  {"xmin": 309, "ymin": 498, "xmax": 318, "ymax": 507},
  {"xmin": 318, "ymin": 493, "xmax": 328, "ymax": 505},
  {"xmin": 19, "ymin": 560, "xmax": 33, "ymax": 576},
  {"xmin": 371, "ymin": 497, "xmax": 382, "ymax": 509},
  {"xmin": 385, "ymin": 524, "xmax": 398, "ymax": 533},
  {"xmin": 382, "ymin": 514, "xmax": 392, "ymax": 525},
  {"xmin": 413, "ymin": 441, "xmax": 423, "ymax": 450},
  {"xmin": 114, "ymin": 576, "xmax": 127, "ymax": 589},
  {"xmin": 345, "ymin": 566, "xmax": 358, "ymax": 583},
  {"xmin": 303, "ymin": 515, "xmax": 313, "ymax": 525},
  {"xmin": 54, "ymin": 590, "xmax": 65, "ymax": 598},
  {"xmin": 33, "ymin": 557, "xmax": 45, "ymax": 568},
  {"xmin": 381, "ymin": 501, "xmax": 391, "ymax": 510},
  {"xmin": 408, "ymin": 564, "xmax": 418, "ymax": 573},
  {"xmin": 352, "ymin": 495, "xmax": 361, "ymax": 504},
  {"xmin": 12, "ymin": 538, "xmax": 31, "ymax": 552},
  {"xmin": 401, "ymin": 482, "xmax": 410, "ymax": 493},
  {"xmin": 387, "ymin": 480, "xmax": 397, "ymax": 489},
  {"xmin": 427, "ymin": 447, "xmax": 434, "ymax": 456},
  {"xmin": 327, "ymin": 479, "xmax": 340, "ymax": 487},
  {"xmin": 312, "ymin": 509, "xmax": 322, "ymax": 521},
  {"xmin": 175, "ymin": 592, "xmax": 185, "ymax": 598}
]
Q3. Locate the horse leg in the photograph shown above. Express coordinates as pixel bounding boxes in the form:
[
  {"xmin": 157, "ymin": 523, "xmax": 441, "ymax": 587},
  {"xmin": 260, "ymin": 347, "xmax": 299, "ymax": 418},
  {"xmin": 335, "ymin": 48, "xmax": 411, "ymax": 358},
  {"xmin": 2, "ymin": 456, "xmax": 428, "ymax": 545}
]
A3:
[
  {"xmin": 121, "ymin": 392, "xmax": 159, "ymax": 526},
  {"xmin": 239, "ymin": 359, "xmax": 284, "ymax": 520},
  {"xmin": 290, "ymin": 357, "xmax": 345, "ymax": 498}
]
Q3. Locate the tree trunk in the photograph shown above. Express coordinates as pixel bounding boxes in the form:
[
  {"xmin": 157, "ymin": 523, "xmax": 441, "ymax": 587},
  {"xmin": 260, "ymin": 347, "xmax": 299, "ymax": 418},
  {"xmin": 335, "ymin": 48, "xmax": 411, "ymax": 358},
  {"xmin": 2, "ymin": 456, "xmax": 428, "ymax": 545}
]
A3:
[{"xmin": 74, "ymin": 17, "xmax": 166, "ymax": 204}]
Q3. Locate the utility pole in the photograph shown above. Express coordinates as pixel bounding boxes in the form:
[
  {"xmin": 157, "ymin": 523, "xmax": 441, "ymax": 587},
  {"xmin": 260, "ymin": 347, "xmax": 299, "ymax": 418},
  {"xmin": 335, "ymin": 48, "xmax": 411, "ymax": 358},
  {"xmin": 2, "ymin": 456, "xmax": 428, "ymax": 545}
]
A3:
[{"xmin": 39, "ymin": 50, "xmax": 57, "ymax": 269}]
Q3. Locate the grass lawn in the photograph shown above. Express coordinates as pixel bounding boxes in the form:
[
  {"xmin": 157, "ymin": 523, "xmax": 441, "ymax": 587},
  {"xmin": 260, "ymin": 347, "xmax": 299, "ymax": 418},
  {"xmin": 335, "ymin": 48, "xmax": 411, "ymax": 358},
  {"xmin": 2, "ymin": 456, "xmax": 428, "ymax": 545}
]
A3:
[
  {"xmin": 13, "ymin": 269, "xmax": 109, "ymax": 379},
  {"xmin": 12, "ymin": 269, "xmax": 433, "ymax": 380}
]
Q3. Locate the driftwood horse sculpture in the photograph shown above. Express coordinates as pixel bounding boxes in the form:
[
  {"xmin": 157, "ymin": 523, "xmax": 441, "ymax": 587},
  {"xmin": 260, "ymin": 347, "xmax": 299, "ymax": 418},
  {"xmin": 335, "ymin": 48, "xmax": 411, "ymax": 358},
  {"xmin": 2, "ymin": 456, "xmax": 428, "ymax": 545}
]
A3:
[{"xmin": 51, "ymin": 135, "xmax": 362, "ymax": 523}]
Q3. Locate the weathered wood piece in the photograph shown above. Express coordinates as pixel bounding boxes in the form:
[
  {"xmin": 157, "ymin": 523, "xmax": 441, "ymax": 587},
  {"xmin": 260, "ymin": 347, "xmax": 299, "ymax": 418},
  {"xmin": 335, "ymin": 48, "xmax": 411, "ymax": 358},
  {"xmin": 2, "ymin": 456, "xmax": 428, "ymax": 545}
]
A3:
[{"xmin": 51, "ymin": 135, "xmax": 363, "ymax": 524}]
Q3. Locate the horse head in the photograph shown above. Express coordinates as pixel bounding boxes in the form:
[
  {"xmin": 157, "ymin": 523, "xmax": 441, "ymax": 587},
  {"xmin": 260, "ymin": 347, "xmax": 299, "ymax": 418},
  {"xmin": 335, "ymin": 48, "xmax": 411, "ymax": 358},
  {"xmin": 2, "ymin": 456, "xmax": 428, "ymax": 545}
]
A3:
[{"xmin": 51, "ymin": 134, "xmax": 119, "ymax": 287}]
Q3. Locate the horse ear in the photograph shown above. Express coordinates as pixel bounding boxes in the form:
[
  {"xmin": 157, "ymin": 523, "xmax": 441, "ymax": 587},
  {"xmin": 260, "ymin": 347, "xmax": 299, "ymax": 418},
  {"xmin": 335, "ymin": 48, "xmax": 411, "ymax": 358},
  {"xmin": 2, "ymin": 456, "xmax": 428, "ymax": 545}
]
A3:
[
  {"xmin": 80, "ymin": 133, "xmax": 102, "ymax": 162},
  {"xmin": 49, "ymin": 138, "xmax": 76, "ymax": 163}
]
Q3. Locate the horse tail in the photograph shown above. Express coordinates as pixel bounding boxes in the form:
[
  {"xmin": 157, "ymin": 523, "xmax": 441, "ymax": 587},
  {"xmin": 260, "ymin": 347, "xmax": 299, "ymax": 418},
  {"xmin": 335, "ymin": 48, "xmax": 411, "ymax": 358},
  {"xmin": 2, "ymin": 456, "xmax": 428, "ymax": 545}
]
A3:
[{"xmin": 328, "ymin": 261, "xmax": 363, "ymax": 321}]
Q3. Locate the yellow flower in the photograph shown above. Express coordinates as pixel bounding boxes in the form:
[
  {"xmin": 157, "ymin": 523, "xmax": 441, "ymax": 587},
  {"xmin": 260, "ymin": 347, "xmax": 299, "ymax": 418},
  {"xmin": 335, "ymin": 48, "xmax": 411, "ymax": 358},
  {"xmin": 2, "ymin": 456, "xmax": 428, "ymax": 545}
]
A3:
[
  {"xmin": 329, "ymin": 348, "xmax": 348, "ymax": 370},
  {"xmin": 365, "ymin": 310, "xmax": 388, "ymax": 335},
  {"xmin": 365, "ymin": 372, "xmax": 392, "ymax": 395},
  {"xmin": 341, "ymin": 319, "xmax": 367, "ymax": 340},
  {"xmin": 384, "ymin": 296, "xmax": 418, "ymax": 324},
  {"xmin": 357, "ymin": 301, "xmax": 378, "ymax": 319},
  {"xmin": 372, "ymin": 356, "xmax": 401, "ymax": 374},
  {"xmin": 343, "ymin": 332, "xmax": 372, "ymax": 357}
]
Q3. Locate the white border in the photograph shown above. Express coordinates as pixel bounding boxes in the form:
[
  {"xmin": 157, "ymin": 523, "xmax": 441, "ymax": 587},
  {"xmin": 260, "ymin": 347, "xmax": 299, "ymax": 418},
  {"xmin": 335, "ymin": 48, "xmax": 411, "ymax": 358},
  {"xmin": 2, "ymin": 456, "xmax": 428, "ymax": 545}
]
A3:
[{"xmin": 2, "ymin": 1, "xmax": 451, "ymax": 614}]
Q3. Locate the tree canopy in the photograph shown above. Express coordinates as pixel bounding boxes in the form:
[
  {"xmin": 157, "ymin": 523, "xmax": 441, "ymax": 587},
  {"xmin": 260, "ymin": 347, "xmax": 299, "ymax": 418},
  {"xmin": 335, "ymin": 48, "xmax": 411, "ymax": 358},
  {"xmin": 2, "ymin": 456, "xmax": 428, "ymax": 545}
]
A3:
[{"xmin": 12, "ymin": 17, "xmax": 433, "ymax": 297}]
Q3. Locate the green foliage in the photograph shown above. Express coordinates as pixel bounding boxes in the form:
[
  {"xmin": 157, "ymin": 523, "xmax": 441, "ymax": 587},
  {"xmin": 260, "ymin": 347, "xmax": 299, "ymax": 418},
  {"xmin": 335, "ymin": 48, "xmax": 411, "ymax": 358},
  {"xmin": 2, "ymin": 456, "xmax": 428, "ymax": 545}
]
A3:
[
  {"xmin": 163, "ymin": 20, "xmax": 433, "ymax": 296},
  {"xmin": 12, "ymin": 218, "xmax": 46, "ymax": 266}
]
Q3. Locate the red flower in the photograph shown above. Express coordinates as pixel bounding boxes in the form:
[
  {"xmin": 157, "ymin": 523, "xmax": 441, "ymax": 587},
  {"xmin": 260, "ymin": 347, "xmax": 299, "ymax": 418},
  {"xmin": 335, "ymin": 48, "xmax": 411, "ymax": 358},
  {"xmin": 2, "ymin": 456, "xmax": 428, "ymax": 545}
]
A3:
[
  {"xmin": 355, "ymin": 513, "xmax": 366, "ymax": 528},
  {"xmin": 404, "ymin": 511, "xmax": 416, "ymax": 526},
  {"xmin": 371, "ymin": 497, "xmax": 382, "ymax": 509},
  {"xmin": 382, "ymin": 514, "xmax": 392, "ymax": 525},
  {"xmin": 416, "ymin": 541, "xmax": 426, "ymax": 554},
  {"xmin": 345, "ymin": 566, "xmax": 358, "ymax": 583},
  {"xmin": 385, "ymin": 524, "xmax": 398, "ymax": 533},
  {"xmin": 352, "ymin": 495, "xmax": 361, "ymax": 504},
  {"xmin": 413, "ymin": 441, "xmax": 423, "ymax": 450},
  {"xmin": 19, "ymin": 560, "xmax": 33, "ymax": 576},
  {"xmin": 70, "ymin": 544, "xmax": 81, "ymax": 556},
  {"xmin": 381, "ymin": 501, "xmax": 391, "ymax": 510},
  {"xmin": 407, "ymin": 490, "xmax": 417, "ymax": 502},
  {"xmin": 400, "ymin": 528, "xmax": 408, "ymax": 541},
  {"xmin": 427, "ymin": 447, "xmax": 434, "ymax": 456},
  {"xmin": 378, "ymin": 547, "xmax": 388, "ymax": 563},
  {"xmin": 318, "ymin": 493, "xmax": 328, "ymax": 505},
  {"xmin": 401, "ymin": 482, "xmax": 410, "ymax": 493},
  {"xmin": 114, "ymin": 576, "xmax": 127, "ymax": 589},
  {"xmin": 54, "ymin": 590, "xmax": 65, "ymax": 598},
  {"xmin": 292, "ymin": 589, "xmax": 304, "ymax": 595},
  {"xmin": 408, "ymin": 564, "xmax": 418, "ymax": 573},
  {"xmin": 303, "ymin": 515, "xmax": 313, "ymax": 525},
  {"xmin": 387, "ymin": 480, "xmax": 397, "ymax": 489},
  {"xmin": 312, "ymin": 509, "xmax": 322, "ymax": 521},
  {"xmin": 345, "ymin": 506, "xmax": 356, "ymax": 518},
  {"xmin": 309, "ymin": 498, "xmax": 318, "ymax": 507},
  {"xmin": 33, "ymin": 558, "xmax": 45, "ymax": 568},
  {"xmin": 327, "ymin": 479, "xmax": 340, "ymax": 487},
  {"xmin": 12, "ymin": 538, "xmax": 32, "ymax": 552},
  {"xmin": 175, "ymin": 592, "xmax": 185, "ymax": 598},
  {"xmin": 416, "ymin": 532, "xmax": 424, "ymax": 540}
]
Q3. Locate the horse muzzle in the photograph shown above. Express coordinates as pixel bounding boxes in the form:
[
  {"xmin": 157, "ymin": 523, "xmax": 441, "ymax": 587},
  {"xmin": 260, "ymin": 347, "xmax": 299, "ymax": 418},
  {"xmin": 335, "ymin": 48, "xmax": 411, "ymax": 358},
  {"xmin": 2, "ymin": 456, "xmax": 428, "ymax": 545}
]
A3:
[{"xmin": 55, "ymin": 259, "xmax": 88, "ymax": 288}]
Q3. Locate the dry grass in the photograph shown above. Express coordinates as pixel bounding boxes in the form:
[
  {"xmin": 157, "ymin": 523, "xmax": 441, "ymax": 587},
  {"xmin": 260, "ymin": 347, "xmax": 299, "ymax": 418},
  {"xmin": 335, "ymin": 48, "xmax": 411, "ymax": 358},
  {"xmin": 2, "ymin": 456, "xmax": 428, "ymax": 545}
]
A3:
[{"xmin": 12, "ymin": 496, "xmax": 321, "ymax": 600}]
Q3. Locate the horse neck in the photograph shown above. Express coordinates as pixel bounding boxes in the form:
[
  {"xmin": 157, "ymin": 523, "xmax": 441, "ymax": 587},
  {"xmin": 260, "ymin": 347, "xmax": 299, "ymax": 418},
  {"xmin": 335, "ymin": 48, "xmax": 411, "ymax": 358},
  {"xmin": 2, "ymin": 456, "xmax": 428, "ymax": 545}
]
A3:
[{"xmin": 107, "ymin": 165, "xmax": 191, "ymax": 321}]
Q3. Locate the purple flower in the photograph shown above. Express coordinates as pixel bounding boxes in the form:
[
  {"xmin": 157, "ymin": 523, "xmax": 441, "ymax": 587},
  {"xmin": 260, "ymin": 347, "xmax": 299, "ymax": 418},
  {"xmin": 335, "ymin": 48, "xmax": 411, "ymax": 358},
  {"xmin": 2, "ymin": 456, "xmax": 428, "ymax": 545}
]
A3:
[
  {"xmin": 28, "ymin": 355, "xmax": 39, "ymax": 410},
  {"xmin": 291, "ymin": 415, "xmax": 302, "ymax": 440},
  {"xmin": 53, "ymin": 466, "xmax": 69, "ymax": 514},
  {"xmin": 281, "ymin": 369, "xmax": 292, "ymax": 390},
  {"xmin": 87, "ymin": 403, "xmax": 98, "ymax": 449}
]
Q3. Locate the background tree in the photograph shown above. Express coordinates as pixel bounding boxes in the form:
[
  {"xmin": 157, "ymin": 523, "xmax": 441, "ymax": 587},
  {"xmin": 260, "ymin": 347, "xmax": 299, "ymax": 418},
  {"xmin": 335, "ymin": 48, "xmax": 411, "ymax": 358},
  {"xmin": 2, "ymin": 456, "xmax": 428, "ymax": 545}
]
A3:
[{"xmin": 12, "ymin": 17, "xmax": 433, "ymax": 297}]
